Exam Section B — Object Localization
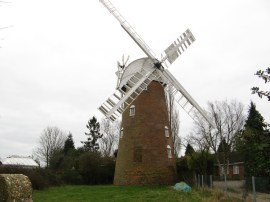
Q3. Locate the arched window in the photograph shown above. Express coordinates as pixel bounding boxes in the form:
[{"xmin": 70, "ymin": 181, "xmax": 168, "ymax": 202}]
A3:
[
  {"xmin": 167, "ymin": 145, "xmax": 172, "ymax": 158},
  {"xmin": 164, "ymin": 126, "xmax": 169, "ymax": 138},
  {"xmin": 129, "ymin": 105, "xmax": 135, "ymax": 116},
  {"xmin": 120, "ymin": 127, "xmax": 124, "ymax": 138}
]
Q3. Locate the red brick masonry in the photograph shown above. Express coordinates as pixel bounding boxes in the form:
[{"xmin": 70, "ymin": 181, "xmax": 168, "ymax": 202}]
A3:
[{"xmin": 114, "ymin": 81, "xmax": 177, "ymax": 185}]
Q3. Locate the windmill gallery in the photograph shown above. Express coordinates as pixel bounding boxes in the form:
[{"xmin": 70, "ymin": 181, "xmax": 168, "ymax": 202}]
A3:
[{"xmin": 98, "ymin": 0, "xmax": 214, "ymax": 185}]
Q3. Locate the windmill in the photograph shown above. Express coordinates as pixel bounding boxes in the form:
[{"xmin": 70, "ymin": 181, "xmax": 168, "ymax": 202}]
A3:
[{"xmin": 98, "ymin": 0, "xmax": 214, "ymax": 185}]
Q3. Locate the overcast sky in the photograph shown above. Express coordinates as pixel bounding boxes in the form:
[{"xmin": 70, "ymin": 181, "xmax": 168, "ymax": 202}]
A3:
[{"xmin": 0, "ymin": 0, "xmax": 269, "ymax": 158}]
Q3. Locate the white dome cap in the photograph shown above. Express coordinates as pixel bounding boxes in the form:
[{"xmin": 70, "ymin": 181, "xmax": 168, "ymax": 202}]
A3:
[{"xmin": 118, "ymin": 57, "xmax": 164, "ymax": 89}]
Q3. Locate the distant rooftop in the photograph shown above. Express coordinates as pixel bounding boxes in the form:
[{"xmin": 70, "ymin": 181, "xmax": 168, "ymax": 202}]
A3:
[{"xmin": 0, "ymin": 155, "xmax": 39, "ymax": 167}]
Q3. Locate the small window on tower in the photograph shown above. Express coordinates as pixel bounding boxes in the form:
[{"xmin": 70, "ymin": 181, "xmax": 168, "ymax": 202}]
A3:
[
  {"xmin": 133, "ymin": 145, "xmax": 142, "ymax": 162},
  {"xmin": 129, "ymin": 105, "xmax": 135, "ymax": 116},
  {"xmin": 165, "ymin": 126, "xmax": 169, "ymax": 138},
  {"xmin": 167, "ymin": 145, "xmax": 172, "ymax": 158},
  {"xmin": 120, "ymin": 127, "xmax": 124, "ymax": 138}
]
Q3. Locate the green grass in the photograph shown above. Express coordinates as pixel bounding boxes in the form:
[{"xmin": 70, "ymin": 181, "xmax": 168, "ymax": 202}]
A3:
[{"xmin": 33, "ymin": 185, "xmax": 243, "ymax": 202}]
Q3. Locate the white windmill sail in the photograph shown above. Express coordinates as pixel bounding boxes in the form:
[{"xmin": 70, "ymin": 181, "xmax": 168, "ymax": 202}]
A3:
[
  {"xmin": 99, "ymin": 68, "xmax": 161, "ymax": 121},
  {"xmin": 161, "ymin": 29, "xmax": 196, "ymax": 66},
  {"xmin": 161, "ymin": 69, "xmax": 215, "ymax": 127},
  {"xmin": 100, "ymin": 0, "xmax": 156, "ymax": 60}
]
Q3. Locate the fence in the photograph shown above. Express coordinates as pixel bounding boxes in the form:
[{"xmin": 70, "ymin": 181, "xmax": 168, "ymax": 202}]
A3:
[{"xmin": 196, "ymin": 175, "xmax": 270, "ymax": 202}]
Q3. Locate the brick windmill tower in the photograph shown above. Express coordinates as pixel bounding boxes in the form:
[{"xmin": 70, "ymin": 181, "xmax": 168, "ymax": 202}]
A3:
[{"xmin": 98, "ymin": 0, "xmax": 214, "ymax": 185}]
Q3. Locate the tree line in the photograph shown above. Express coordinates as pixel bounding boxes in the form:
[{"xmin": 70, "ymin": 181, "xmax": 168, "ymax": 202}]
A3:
[
  {"xmin": 177, "ymin": 100, "xmax": 270, "ymax": 190},
  {"xmin": 183, "ymin": 63, "xmax": 270, "ymax": 179},
  {"xmin": 32, "ymin": 100, "xmax": 269, "ymax": 186},
  {"xmin": 32, "ymin": 116, "xmax": 120, "ymax": 185}
]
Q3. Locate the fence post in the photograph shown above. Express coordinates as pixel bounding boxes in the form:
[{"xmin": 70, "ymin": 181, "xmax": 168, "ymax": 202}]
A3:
[
  {"xmin": 210, "ymin": 175, "xmax": 213, "ymax": 189},
  {"xmin": 252, "ymin": 176, "xmax": 256, "ymax": 202},
  {"xmin": 202, "ymin": 175, "xmax": 204, "ymax": 187},
  {"xmin": 224, "ymin": 174, "xmax": 228, "ymax": 195}
]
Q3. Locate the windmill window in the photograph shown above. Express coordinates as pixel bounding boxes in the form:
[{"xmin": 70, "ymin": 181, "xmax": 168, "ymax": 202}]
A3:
[
  {"xmin": 129, "ymin": 105, "xmax": 135, "ymax": 116},
  {"xmin": 120, "ymin": 127, "xmax": 124, "ymax": 138},
  {"xmin": 164, "ymin": 126, "xmax": 169, "ymax": 138},
  {"xmin": 167, "ymin": 145, "xmax": 172, "ymax": 158},
  {"xmin": 133, "ymin": 145, "xmax": 142, "ymax": 162}
]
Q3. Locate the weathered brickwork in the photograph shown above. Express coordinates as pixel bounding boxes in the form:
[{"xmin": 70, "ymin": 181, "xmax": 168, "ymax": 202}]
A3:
[{"xmin": 114, "ymin": 81, "xmax": 178, "ymax": 185}]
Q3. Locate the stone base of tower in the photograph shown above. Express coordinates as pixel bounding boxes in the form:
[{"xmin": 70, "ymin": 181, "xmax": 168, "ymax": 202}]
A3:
[{"xmin": 114, "ymin": 81, "xmax": 178, "ymax": 185}]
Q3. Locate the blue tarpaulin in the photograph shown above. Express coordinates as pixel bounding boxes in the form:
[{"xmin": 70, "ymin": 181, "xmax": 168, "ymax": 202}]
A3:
[{"xmin": 173, "ymin": 182, "xmax": 191, "ymax": 192}]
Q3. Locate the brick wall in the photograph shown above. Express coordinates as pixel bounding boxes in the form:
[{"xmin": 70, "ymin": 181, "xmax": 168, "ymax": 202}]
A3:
[
  {"xmin": 214, "ymin": 163, "xmax": 245, "ymax": 180},
  {"xmin": 114, "ymin": 81, "xmax": 177, "ymax": 185}
]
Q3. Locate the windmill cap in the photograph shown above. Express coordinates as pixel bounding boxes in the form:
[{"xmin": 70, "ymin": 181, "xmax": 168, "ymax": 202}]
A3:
[{"xmin": 118, "ymin": 57, "xmax": 164, "ymax": 89}]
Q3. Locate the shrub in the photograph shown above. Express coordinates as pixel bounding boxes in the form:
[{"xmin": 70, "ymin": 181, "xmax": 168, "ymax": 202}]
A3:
[
  {"xmin": 176, "ymin": 157, "xmax": 195, "ymax": 186},
  {"xmin": 0, "ymin": 174, "xmax": 32, "ymax": 202},
  {"xmin": 79, "ymin": 152, "xmax": 115, "ymax": 184},
  {"xmin": 79, "ymin": 152, "xmax": 102, "ymax": 184},
  {"xmin": 0, "ymin": 166, "xmax": 62, "ymax": 190},
  {"xmin": 61, "ymin": 170, "xmax": 83, "ymax": 185},
  {"xmin": 98, "ymin": 156, "xmax": 115, "ymax": 184},
  {"xmin": 27, "ymin": 168, "xmax": 62, "ymax": 189},
  {"xmin": 245, "ymin": 176, "xmax": 270, "ymax": 193}
]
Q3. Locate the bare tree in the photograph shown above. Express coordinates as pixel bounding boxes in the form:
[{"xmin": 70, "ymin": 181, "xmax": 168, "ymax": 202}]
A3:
[
  {"xmin": 99, "ymin": 118, "xmax": 120, "ymax": 157},
  {"xmin": 185, "ymin": 131, "xmax": 210, "ymax": 153},
  {"xmin": 189, "ymin": 99, "xmax": 245, "ymax": 175},
  {"xmin": 33, "ymin": 126, "xmax": 67, "ymax": 167},
  {"xmin": 171, "ymin": 109, "xmax": 181, "ymax": 157},
  {"xmin": 165, "ymin": 86, "xmax": 181, "ymax": 157}
]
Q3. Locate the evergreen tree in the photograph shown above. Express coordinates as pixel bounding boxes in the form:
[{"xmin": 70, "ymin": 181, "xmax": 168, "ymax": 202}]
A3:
[
  {"xmin": 81, "ymin": 116, "xmax": 103, "ymax": 152},
  {"xmin": 50, "ymin": 133, "xmax": 78, "ymax": 170},
  {"xmin": 217, "ymin": 139, "xmax": 230, "ymax": 153},
  {"xmin": 186, "ymin": 151, "xmax": 214, "ymax": 175},
  {"xmin": 217, "ymin": 139, "xmax": 231, "ymax": 174},
  {"xmin": 185, "ymin": 143, "xmax": 195, "ymax": 156},
  {"xmin": 245, "ymin": 102, "xmax": 266, "ymax": 132},
  {"xmin": 237, "ymin": 101, "xmax": 270, "ymax": 176},
  {"xmin": 64, "ymin": 132, "xmax": 75, "ymax": 154}
]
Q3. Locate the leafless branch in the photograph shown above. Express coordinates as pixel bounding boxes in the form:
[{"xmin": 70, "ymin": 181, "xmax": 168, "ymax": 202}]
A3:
[
  {"xmin": 33, "ymin": 126, "xmax": 67, "ymax": 167},
  {"xmin": 99, "ymin": 118, "xmax": 120, "ymax": 157}
]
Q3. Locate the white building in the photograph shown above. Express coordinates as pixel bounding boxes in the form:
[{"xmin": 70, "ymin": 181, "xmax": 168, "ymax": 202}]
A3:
[{"xmin": 0, "ymin": 155, "xmax": 39, "ymax": 168}]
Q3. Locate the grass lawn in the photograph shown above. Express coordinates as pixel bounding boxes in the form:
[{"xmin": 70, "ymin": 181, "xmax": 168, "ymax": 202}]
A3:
[{"xmin": 33, "ymin": 185, "xmax": 243, "ymax": 202}]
